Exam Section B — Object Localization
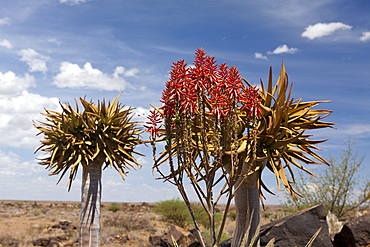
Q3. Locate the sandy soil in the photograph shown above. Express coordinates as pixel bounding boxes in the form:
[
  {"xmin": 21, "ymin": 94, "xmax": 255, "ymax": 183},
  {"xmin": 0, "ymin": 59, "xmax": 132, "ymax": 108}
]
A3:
[{"xmin": 0, "ymin": 200, "xmax": 292, "ymax": 247}]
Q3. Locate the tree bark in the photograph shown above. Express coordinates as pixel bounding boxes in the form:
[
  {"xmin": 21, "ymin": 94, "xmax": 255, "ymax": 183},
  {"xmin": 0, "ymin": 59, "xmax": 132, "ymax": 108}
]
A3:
[
  {"xmin": 79, "ymin": 160, "xmax": 102, "ymax": 247},
  {"xmin": 231, "ymin": 173, "xmax": 260, "ymax": 247}
]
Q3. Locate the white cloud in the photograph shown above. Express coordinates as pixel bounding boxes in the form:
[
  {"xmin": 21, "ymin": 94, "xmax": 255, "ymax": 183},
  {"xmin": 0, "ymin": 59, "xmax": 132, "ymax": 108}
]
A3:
[
  {"xmin": 60, "ymin": 0, "xmax": 89, "ymax": 5},
  {"xmin": 18, "ymin": 48, "xmax": 49, "ymax": 73},
  {"xmin": 254, "ymin": 52, "xmax": 267, "ymax": 60},
  {"xmin": 53, "ymin": 62, "xmax": 138, "ymax": 91},
  {"xmin": 340, "ymin": 124, "xmax": 370, "ymax": 137},
  {"xmin": 47, "ymin": 38, "xmax": 62, "ymax": 46},
  {"xmin": 0, "ymin": 39, "xmax": 13, "ymax": 49},
  {"xmin": 105, "ymin": 179, "xmax": 125, "ymax": 187},
  {"xmin": 113, "ymin": 66, "xmax": 139, "ymax": 78},
  {"xmin": 306, "ymin": 182, "xmax": 319, "ymax": 193},
  {"xmin": 0, "ymin": 150, "xmax": 82, "ymax": 201},
  {"xmin": 0, "ymin": 17, "xmax": 10, "ymax": 26},
  {"xmin": 302, "ymin": 22, "xmax": 352, "ymax": 40},
  {"xmin": 0, "ymin": 71, "xmax": 35, "ymax": 96},
  {"xmin": 360, "ymin": 32, "xmax": 370, "ymax": 42},
  {"xmin": 0, "ymin": 90, "xmax": 60, "ymax": 148},
  {"xmin": 0, "ymin": 151, "xmax": 41, "ymax": 177},
  {"xmin": 267, "ymin": 45, "xmax": 298, "ymax": 54}
]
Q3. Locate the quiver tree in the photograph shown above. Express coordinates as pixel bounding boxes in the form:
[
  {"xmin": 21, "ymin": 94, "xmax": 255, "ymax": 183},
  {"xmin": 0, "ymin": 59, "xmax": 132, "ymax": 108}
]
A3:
[
  {"xmin": 229, "ymin": 63, "xmax": 336, "ymax": 246},
  {"xmin": 34, "ymin": 94, "xmax": 144, "ymax": 247},
  {"xmin": 147, "ymin": 49, "xmax": 336, "ymax": 247}
]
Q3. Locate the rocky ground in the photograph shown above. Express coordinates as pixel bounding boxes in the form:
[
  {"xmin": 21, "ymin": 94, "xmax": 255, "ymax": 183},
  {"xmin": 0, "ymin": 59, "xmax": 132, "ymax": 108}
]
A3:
[
  {"xmin": 0, "ymin": 200, "xmax": 364, "ymax": 247},
  {"xmin": 0, "ymin": 200, "xmax": 290, "ymax": 247}
]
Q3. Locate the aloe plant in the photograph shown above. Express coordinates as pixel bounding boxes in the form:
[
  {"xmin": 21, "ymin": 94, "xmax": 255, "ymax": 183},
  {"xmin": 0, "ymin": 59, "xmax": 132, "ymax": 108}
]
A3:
[
  {"xmin": 147, "ymin": 49, "xmax": 262, "ymax": 247},
  {"xmin": 34, "ymin": 94, "xmax": 144, "ymax": 246}
]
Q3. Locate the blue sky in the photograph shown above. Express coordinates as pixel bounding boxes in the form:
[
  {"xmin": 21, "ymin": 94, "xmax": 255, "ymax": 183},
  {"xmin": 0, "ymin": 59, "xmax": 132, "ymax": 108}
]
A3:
[{"xmin": 0, "ymin": 0, "xmax": 369, "ymax": 204}]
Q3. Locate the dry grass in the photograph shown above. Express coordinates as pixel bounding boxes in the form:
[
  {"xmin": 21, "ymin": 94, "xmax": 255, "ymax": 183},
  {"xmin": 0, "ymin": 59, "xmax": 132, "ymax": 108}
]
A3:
[
  {"xmin": 0, "ymin": 200, "xmax": 366, "ymax": 246},
  {"xmin": 0, "ymin": 201, "xmax": 80, "ymax": 246},
  {"xmin": 0, "ymin": 201, "xmax": 165, "ymax": 246}
]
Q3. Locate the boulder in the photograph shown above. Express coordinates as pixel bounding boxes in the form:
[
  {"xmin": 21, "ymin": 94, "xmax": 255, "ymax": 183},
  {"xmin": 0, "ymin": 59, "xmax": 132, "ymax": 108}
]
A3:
[
  {"xmin": 101, "ymin": 234, "xmax": 129, "ymax": 244},
  {"xmin": 333, "ymin": 214, "xmax": 370, "ymax": 247},
  {"xmin": 42, "ymin": 220, "xmax": 77, "ymax": 234},
  {"xmin": 149, "ymin": 224, "xmax": 201, "ymax": 247},
  {"xmin": 220, "ymin": 204, "xmax": 332, "ymax": 247},
  {"xmin": 0, "ymin": 236, "xmax": 19, "ymax": 247},
  {"xmin": 149, "ymin": 235, "xmax": 162, "ymax": 246},
  {"xmin": 219, "ymin": 238, "xmax": 232, "ymax": 247},
  {"xmin": 32, "ymin": 236, "xmax": 68, "ymax": 246},
  {"xmin": 260, "ymin": 204, "xmax": 332, "ymax": 246}
]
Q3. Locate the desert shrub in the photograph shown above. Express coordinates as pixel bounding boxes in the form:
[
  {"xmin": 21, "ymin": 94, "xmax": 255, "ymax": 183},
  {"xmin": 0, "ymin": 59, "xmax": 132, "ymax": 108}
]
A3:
[
  {"xmin": 201, "ymin": 229, "xmax": 229, "ymax": 246},
  {"xmin": 31, "ymin": 207, "xmax": 42, "ymax": 216},
  {"xmin": 227, "ymin": 210, "xmax": 236, "ymax": 221},
  {"xmin": 108, "ymin": 203, "xmax": 122, "ymax": 213},
  {"xmin": 154, "ymin": 199, "xmax": 223, "ymax": 229},
  {"xmin": 284, "ymin": 139, "xmax": 370, "ymax": 219},
  {"xmin": 191, "ymin": 203, "xmax": 222, "ymax": 229},
  {"xmin": 154, "ymin": 198, "xmax": 190, "ymax": 228},
  {"xmin": 262, "ymin": 211, "xmax": 269, "ymax": 218}
]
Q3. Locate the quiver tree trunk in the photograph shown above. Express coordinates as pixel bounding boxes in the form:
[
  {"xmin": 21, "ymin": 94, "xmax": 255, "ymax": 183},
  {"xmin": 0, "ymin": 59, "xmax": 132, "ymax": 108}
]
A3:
[
  {"xmin": 231, "ymin": 173, "xmax": 259, "ymax": 247},
  {"xmin": 80, "ymin": 160, "xmax": 102, "ymax": 247},
  {"xmin": 226, "ymin": 160, "xmax": 262, "ymax": 247}
]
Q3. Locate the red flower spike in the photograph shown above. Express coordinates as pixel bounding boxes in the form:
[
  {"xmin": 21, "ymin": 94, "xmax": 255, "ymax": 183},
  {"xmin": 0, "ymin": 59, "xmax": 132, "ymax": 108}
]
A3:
[
  {"xmin": 180, "ymin": 80, "xmax": 198, "ymax": 115},
  {"xmin": 209, "ymin": 90, "xmax": 228, "ymax": 119},
  {"xmin": 218, "ymin": 62, "xmax": 229, "ymax": 88},
  {"xmin": 190, "ymin": 48, "xmax": 209, "ymax": 91},
  {"xmin": 189, "ymin": 66, "xmax": 205, "ymax": 91},
  {"xmin": 160, "ymin": 83, "xmax": 175, "ymax": 119},
  {"xmin": 240, "ymin": 86, "xmax": 262, "ymax": 118},
  {"xmin": 160, "ymin": 59, "xmax": 192, "ymax": 118},
  {"xmin": 168, "ymin": 60, "xmax": 188, "ymax": 101},
  {"xmin": 204, "ymin": 55, "xmax": 219, "ymax": 89},
  {"xmin": 226, "ymin": 66, "xmax": 243, "ymax": 102},
  {"xmin": 193, "ymin": 48, "xmax": 207, "ymax": 69},
  {"xmin": 146, "ymin": 109, "xmax": 162, "ymax": 139}
]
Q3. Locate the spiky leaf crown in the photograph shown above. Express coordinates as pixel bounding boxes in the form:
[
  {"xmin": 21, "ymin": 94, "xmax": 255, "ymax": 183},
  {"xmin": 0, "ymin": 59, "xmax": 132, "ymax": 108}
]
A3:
[
  {"xmin": 34, "ymin": 94, "xmax": 144, "ymax": 190},
  {"xmin": 243, "ymin": 62, "xmax": 336, "ymax": 204}
]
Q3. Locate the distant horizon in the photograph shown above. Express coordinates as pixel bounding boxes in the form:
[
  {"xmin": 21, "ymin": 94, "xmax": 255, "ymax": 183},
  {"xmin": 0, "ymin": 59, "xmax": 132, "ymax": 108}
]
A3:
[{"xmin": 3, "ymin": 199, "xmax": 291, "ymax": 207}]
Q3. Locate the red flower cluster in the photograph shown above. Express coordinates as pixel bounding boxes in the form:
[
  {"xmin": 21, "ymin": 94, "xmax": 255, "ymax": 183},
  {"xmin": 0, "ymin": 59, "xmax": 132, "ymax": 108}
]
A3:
[{"xmin": 146, "ymin": 48, "xmax": 262, "ymax": 136}]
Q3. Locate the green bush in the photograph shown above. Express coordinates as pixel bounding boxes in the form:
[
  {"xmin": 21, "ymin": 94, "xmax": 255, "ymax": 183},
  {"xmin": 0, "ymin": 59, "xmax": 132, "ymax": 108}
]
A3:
[
  {"xmin": 107, "ymin": 203, "xmax": 122, "ymax": 213},
  {"xmin": 227, "ymin": 210, "xmax": 236, "ymax": 221},
  {"xmin": 154, "ymin": 199, "xmax": 223, "ymax": 229},
  {"xmin": 191, "ymin": 203, "xmax": 222, "ymax": 229},
  {"xmin": 154, "ymin": 198, "xmax": 191, "ymax": 228},
  {"xmin": 201, "ymin": 229, "xmax": 229, "ymax": 246},
  {"xmin": 283, "ymin": 139, "xmax": 370, "ymax": 219}
]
